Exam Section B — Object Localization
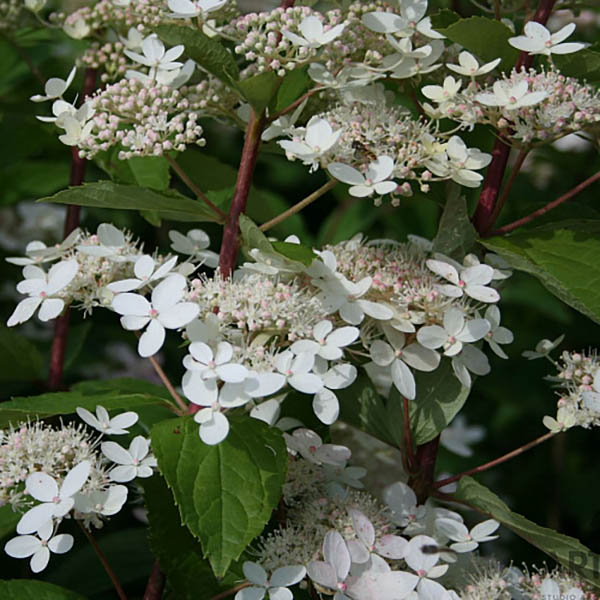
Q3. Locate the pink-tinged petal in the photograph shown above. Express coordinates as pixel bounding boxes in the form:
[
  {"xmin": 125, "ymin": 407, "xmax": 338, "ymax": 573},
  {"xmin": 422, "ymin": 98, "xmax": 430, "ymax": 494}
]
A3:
[
  {"xmin": 417, "ymin": 325, "xmax": 447, "ymax": 349},
  {"xmin": 373, "ymin": 181, "xmax": 397, "ymax": 195},
  {"xmin": 417, "ymin": 577, "xmax": 451, "ymax": 600},
  {"xmin": 405, "ymin": 535, "xmax": 439, "ymax": 572},
  {"xmin": 375, "ymin": 535, "xmax": 408, "ymax": 559},
  {"xmin": 7, "ymin": 297, "xmax": 42, "ymax": 327},
  {"xmin": 101, "ymin": 441, "xmax": 132, "ymax": 465},
  {"xmin": 324, "ymin": 530, "xmax": 351, "ymax": 581},
  {"xmin": 465, "ymin": 285, "xmax": 500, "ymax": 303},
  {"xmin": 26, "ymin": 472, "xmax": 58, "ymax": 502},
  {"xmin": 138, "ymin": 319, "xmax": 165, "ymax": 357},
  {"xmin": 349, "ymin": 508, "xmax": 375, "ymax": 548},
  {"xmin": 30, "ymin": 546, "xmax": 51, "ymax": 573},
  {"xmin": 347, "ymin": 539, "xmax": 370, "ymax": 563},
  {"xmin": 313, "ymin": 389, "xmax": 339, "ymax": 425},
  {"xmin": 38, "ymin": 298, "xmax": 64, "ymax": 321},
  {"xmin": 16, "ymin": 504, "xmax": 55, "ymax": 535},
  {"xmin": 113, "ymin": 293, "xmax": 151, "ymax": 317},
  {"xmin": 427, "ymin": 259, "xmax": 459, "ymax": 284},
  {"xmin": 199, "ymin": 412, "xmax": 229, "ymax": 445},
  {"xmin": 159, "ymin": 302, "xmax": 199, "ymax": 329},
  {"xmin": 307, "ymin": 561, "xmax": 337, "ymax": 589},
  {"xmin": 109, "ymin": 465, "xmax": 137, "ymax": 483},
  {"xmin": 4, "ymin": 535, "xmax": 40, "ymax": 558}
]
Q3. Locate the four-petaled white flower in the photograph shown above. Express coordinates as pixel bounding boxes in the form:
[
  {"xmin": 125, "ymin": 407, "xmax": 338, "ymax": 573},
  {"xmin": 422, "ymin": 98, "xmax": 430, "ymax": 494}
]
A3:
[
  {"xmin": 290, "ymin": 320, "xmax": 359, "ymax": 360},
  {"xmin": 483, "ymin": 305, "xmax": 514, "ymax": 359},
  {"xmin": 193, "ymin": 406, "xmax": 231, "ymax": 445},
  {"xmin": 5, "ymin": 521, "xmax": 74, "ymax": 573},
  {"xmin": 282, "ymin": 15, "xmax": 345, "ymax": 49},
  {"xmin": 307, "ymin": 530, "xmax": 353, "ymax": 599},
  {"xmin": 404, "ymin": 535, "xmax": 451, "ymax": 598},
  {"xmin": 17, "ymin": 461, "xmax": 91, "ymax": 534},
  {"xmin": 426, "ymin": 258, "xmax": 500, "ymax": 302},
  {"xmin": 384, "ymin": 481, "xmax": 427, "ymax": 529},
  {"xmin": 362, "ymin": 0, "xmax": 444, "ymax": 39},
  {"xmin": 169, "ymin": 229, "xmax": 219, "ymax": 267},
  {"xmin": 101, "ymin": 436, "xmax": 157, "ymax": 482},
  {"xmin": 56, "ymin": 102, "xmax": 95, "ymax": 146},
  {"xmin": 112, "ymin": 274, "xmax": 200, "ymax": 357},
  {"xmin": 435, "ymin": 518, "xmax": 499, "ymax": 553},
  {"xmin": 31, "ymin": 67, "xmax": 76, "ymax": 102},
  {"xmin": 476, "ymin": 80, "xmax": 547, "ymax": 110},
  {"xmin": 284, "ymin": 428, "xmax": 351, "ymax": 466},
  {"xmin": 274, "ymin": 350, "xmax": 323, "ymax": 394},
  {"xmin": 124, "ymin": 35, "xmax": 184, "ymax": 82},
  {"xmin": 417, "ymin": 308, "xmax": 490, "ymax": 357},
  {"xmin": 108, "ymin": 255, "xmax": 178, "ymax": 293},
  {"xmin": 370, "ymin": 326, "xmax": 440, "ymax": 400},
  {"xmin": 279, "ymin": 117, "xmax": 342, "ymax": 172},
  {"xmin": 76, "ymin": 405, "xmax": 139, "ymax": 435},
  {"xmin": 7, "ymin": 260, "xmax": 78, "ymax": 327},
  {"xmin": 522, "ymin": 334, "xmax": 564, "ymax": 359},
  {"xmin": 508, "ymin": 22, "xmax": 586, "ymax": 57},
  {"xmin": 446, "ymin": 51, "xmax": 501, "ymax": 77},
  {"xmin": 73, "ymin": 485, "xmax": 129, "ymax": 516},
  {"xmin": 422, "ymin": 76, "xmax": 462, "ymax": 103},
  {"xmin": 235, "ymin": 562, "xmax": 307, "ymax": 600},
  {"xmin": 312, "ymin": 360, "xmax": 357, "ymax": 425},
  {"xmin": 168, "ymin": 0, "xmax": 227, "ymax": 19},
  {"xmin": 77, "ymin": 223, "xmax": 130, "ymax": 261},
  {"xmin": 327, "ymin": 157, "xmax": 397, "ymax": 198}
]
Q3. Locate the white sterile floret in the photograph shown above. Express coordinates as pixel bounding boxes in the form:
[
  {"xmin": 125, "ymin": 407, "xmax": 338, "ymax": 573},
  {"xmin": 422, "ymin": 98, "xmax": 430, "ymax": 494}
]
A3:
[
  {"xmin": 7, "ymin": 260, "xmax": 78, "ymax": 327},
  {"xmin": 63, "ymin": 18, "xmax": 90, "ymax": 39},
  {"xmin": 282, "ymin": 15, "xmax": 345, "ymax": 49},
  {"xmin": 451, "ymin": 344, "xmax": 490, "ymax": 388},
  {"xmin": 36, "ymin": 99, "xmax": 77, "ymax": 124},
  {"xmin": 279, "ymin": 117, "xmax": 342, "ymax": 172},
  {"xmin": 387, "ymin": 40, "xmax": 445, "ymax": 79},
  {"xmin": 235, "ymin": 561, "xmax": 306, "ymax": 600},
  {"xmin": 370, "ymin": 325, "xmax": 440, "ymax": 400},
  {"xmin": 476, "ymin": 80, "xmax": 547, "ymax": 110},
  {"xmin": 274, "ymin": 350, "xmax": 322, "ymax": 394},
  {"xmin": 384, "ymin": 481, "xmax": 426, "ymax": 529},
  {"xmin": 426, "ymin": 258, "xmax": 500, "ymax": 302},
  {"xmin": 4, "ymin": 521, "xmax": 73, "ymax": 573},
  {"xmin": 522, "ymin": 334, "xmax": 564, "ymax": 359},
  {"xmin": 327, "ymin": 156, "xmax": 397, "ymax": 198},
  {"xmin": 435, "ymin": 518, "xmax": 499, "ymax": 553},
  {"xmin": 290, "ymin": 320, "xmax": 359, "ymax": 360},
  {"xmin": 6, "ymin": 229, "xmax": 79, "ymax": 266},
  {"xmin": 446, "ymin": 51, "xmax": 501, "ymax": 77},
  {"xmin": 108, "ymin": 255, "xmax": 178, "ymax": 293},
  {"xmin": 306, "ymin": 530, "xmax": 353, "ymax": 598},
  {"xmin": 421, "ymin": 76, "xmax": 462, "ymax": 103},
  {"xmin": 17, "ymin": 461, "xmax": 91, "ymax": 534},
  {"xmin": 312, "ymin": 360, "xmax": 357, "ymax": 425},
  {"xmin": 440, "ymin": 415, "xmax": 485, "ymax": 457},
  {"xmin": 124, "ymin": 35, "xmax": 184, "ymax": 82},
  {"xmin": 120, "ymin": 27, "xmax": 144, "ymax": 50},
  {"xmin": 543, "ymin": 405, "xmax": 577, "ymax": 433},
  {"xmin": 74, "ymin": 485, "xmax": 128, "ymax": 517},
  {"xmin": 112, "ymin": 274, "xmax": 200, "ymax": 357},
  {"xmin": 56, "ymin": 102, "xmax": 95, "ymax": 147},
  {"xmin": 77, "ymin": 223, "xmax": 131, "ymax": 261},
  {"xmin": 363, "ymin": 0, "xmax": 444, "ymax": 39},
  {"xmin": 193, "ymin": 406, "xmax": 231, "ymax": 445},
  {"xmin": 284, "ymin": 428, "xmax": 351, "ymax": 466},
  {"xmin": 262, "ymin": 99, "xmax": 307, "ymax": 142},
  {"xmin": 404, "ymin": 535, "xmax": 451, "ymax": 597},
  {"xmin": 508, "ymin": 22, "xmax": 586, "ymax": 56},
  {"xmin": 169, "ymin": 229, "xmax": 219, "ymax": 267},
  {"xmin": 101, "ymin": 436, "xmax": 157, "ymax": 482},
  {"xmin": 76, "ymin": 405, "xmax": 138, "ymax": 435},
  {"xmin": 168, "ymin": 0, "xmax": 227, "ymax": 19},
  {"xmin": 31, "ymin": 67, "xmax": 76, "ymax": 102},
  {"xmin": 483, "ymin": 305, "xmax": 514, "ymax": 359}
]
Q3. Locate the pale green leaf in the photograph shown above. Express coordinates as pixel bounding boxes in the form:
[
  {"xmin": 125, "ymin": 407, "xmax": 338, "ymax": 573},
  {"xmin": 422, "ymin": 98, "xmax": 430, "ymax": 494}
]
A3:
[{"xmin": 433, "ymin": 186, "xmax": 477, "ymax": 258}]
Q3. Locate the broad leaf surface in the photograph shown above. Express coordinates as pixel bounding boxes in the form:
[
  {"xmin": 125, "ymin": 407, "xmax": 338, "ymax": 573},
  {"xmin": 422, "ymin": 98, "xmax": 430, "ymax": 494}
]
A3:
[
  {"xmin": 0, "ymin": 581, "xmax": 86, "ymax": 600},
  {"xmin": 0, "ymin": 324, "xmax": 42, "ymax": 383}
]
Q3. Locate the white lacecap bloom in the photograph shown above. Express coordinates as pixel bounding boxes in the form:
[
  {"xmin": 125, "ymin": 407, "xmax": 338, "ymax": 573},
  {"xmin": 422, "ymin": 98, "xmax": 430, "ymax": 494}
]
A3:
[
  {"xmin": 446, "ymin": 51, "xmax": 501, "ymax": 77},
  {"xmin": 17, "ymin": 461, "xmax": 91, "ymax": 534},
  {"xmin": 327, "ymin": 156, "xmax": 397, "ymax": 198},
  {"xmin": 108, "ymin": 255, "xmax": 178, "ymax": 293},
  {"xmin": 284, "ymin": 428, "xmax": 350, "ymax": 466},
  {"xmin": 362, "ymin": 0, "xmax": 444, "ymax": 39},
  {"xmin": 282, "ymin": 15, "xmax": 345, "ymax": 49},
  {"xmin": 168, "ymin": 0, "xmax": 227, "ymax": 19},
  {"xmin": 235, "ymin": 562, "xmax": 306, "ymax": 600},
  {"xmin": 426, "ymin": 258, "xmax": 500, "ymax": 302},
  {"xmin": 440, "ymin": 415, "xmax": 485, "ymax": 457},
  {"xmin": 112, "ymin": 273, "xmax": 200, "ymax": 357},
  {"xmin": 31, "ymin": 67, "xmax": 76, "ymax": 102},
  {"xmin": 435, "ymin": 518, "xmax": 499, "ymax": 553},
  {"xmin": 76, "ymin": 405, "xmax": 139, "ymax": 435},
  {"xmin": 168, "ymin": 229, "xmax": 219, "ymax": 267},
  {"xmin": 306, "ymin": 530, "xmax": 353, "ymax": 598},
  {"xmin": 508, "ymin": 22, "xmax": 587, "ymax": 56},
  {"xmin": 7, "ymin": 260, "xmax": 78, "ymax": 327},
  {"xmin": 124, "ymin": 36, "xmax": 184, "ymax": 83},
  {"xmin": 475, "ymin": 80, "xmax": 547, "ymax": 110},
  {"xmin": 5, "ymin": 521, "xmax": 73, "ymax": 573},
  {"xmin": 422, "ymin": 76, "xmax": 462, "ymax": 104},
  {"xmin": 522, "ymin": 334, "xmax": 564, "ymax": 359},
  {"xmin": 101, "ymin": 436, "xmax": 157, "ymax": 482}
]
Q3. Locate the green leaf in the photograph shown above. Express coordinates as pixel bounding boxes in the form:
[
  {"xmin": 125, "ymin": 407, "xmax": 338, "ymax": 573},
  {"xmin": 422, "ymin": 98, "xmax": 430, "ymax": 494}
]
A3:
[
  {"xmin": 0, "ymin": 391, "xmax": 172, "ymax": 428},
  {"xmin": 143, "ymin": 475, "xmax": 243, "ymax": 599},
  {"xmin": 155, "ymin": 25, "xmax": 239, "ymax": 86},
  {"xmin": 391, "ymin": 360, "xmax": 470, "ymax": 446},
  {"xmin": 0, "ymin": 505, "xmax": 19, "ymax": 539},
  {"xmin": 275, "ymin": 67, "xmax": 311, "ymax": 112},
  {"xmin": 271, "ymin": 241, "xmax": 316, "ymax": 265},
  {"xmin": 0, "ymin": 325, "xmax": 42, "ymax": 383},
  {"xmin": 39, "ymin": 181, "xmax": 225, "ymax": 223},
  {"xmin": 237, "ymin": 70, "xmax": 281, "ymax": 112},
  {"xmin": 63, "ymin": 322, "xmax": 92, "ymax": 373},
  {"xmin": 428, "ymin": 9, "xmax": 461, "ymax": 32},
  {"xmin": 482, "ymin": 220, "xmax": 600, "ymax": 324},
  {"xmin": 434, "ymin": 16, "xmax": 519, "ymax": 71},
  {"xmin": 432, "ymin": 186, "xmax": 477, "ymax": 258},
  {"xmin": 150, "ymin": 415, "xmax": 287, "ymax": 576},
  {"xmin": 71, "ymin": 377, "xmax": 172, "ymax": 401},
  {"xmin": 128, "ymin": 156, "xmax": 170, "ymax": 191},
  {"xmin": 454, "ymin": 476, "xmax": 600, "ymax": 586},
  {"xmin": 0, "ymin": 580, "xmax": 86, "ymax": 600},
  {"xmin": 239, "ymin": 213, "xmax": 274, "ymax": 253},
  {"xmin": 554, "ymin": 48, "xmax": 600, "ymax": 82}
]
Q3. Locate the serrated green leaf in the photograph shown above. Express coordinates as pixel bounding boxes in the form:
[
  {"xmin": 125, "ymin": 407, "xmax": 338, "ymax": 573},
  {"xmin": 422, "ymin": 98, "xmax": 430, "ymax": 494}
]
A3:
[
  {"xmin": 71, "ymin": 377, "xmax": 172, "ymax": 400},
  {"xmin": 432, "ymin": 186, "xmax": 477, "ymax": 258},
  {"xmin": 143, "ymin": 475, "xmax": 243, "ymax": 599},
  {"xmin": 0, "ymin": 325, "xmax": 42, "ymax": 383},
  {"xmin": 39, "ymin": 181, "xmax": 225, "ymax": 223},
  {"xmin": 155, "ymin": 25, "xmax": 239, "ymax": 86},
  {"xmin": 0, "ymin": 580, "xmax": 86, "ymax": 600},
  {"xmin": 482, "ymin": 220, "xmax": 600, "ymax": 324},
  {"xmin": 453, "ymin": 476, "xmax": 600, "ymax": 586},
  {"xmin": 271, "ymin": 241, "xmax": 316, "ymax": 265},
  {"xmin": 239, "ymin": 213, "xmax": 274, "ymax": 253},
  {"xmin": 435, "ymin": 16, "xmax": 519, "ymax": 71},
  {"xmin": 237, "ymin": 70, "xmax": 281, "ymax": 112},
  {"xmin": 275, "ymin": 67, "xmax": 311, "ymax": 112},
  {"xmin": 554, "ymin": 48, "xmax": 600, "ymax": 82},
  {"xmin": 0, "ymin": 391, "xmax": 173, "ymax": 428},
  {"xmin": 429, "ymin": 9, "xmax": 461, "ymax": 32},
  {"xmin": 128, "ymin": 156, "xmax": 171, "ymax": 191},
  {"xmin": 150, "ymin": 415, "xmax": 287, "ymax": 576}
]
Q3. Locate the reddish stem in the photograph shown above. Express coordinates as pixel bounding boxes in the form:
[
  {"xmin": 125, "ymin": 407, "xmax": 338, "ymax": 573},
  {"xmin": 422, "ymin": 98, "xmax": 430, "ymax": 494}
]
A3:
[
  {"xmin": 434, "ymin": 431, "xmax": 555, "ymax": 488},
  {"xmin": 403, "ymin": 397, "xmax": 415, "ymax": 472},
  {"xmin": 409, "ymin": 435, "xmax": 440, "ymax": 504},
  {"xmin": 48, "ymin": 67, "xmax": 97, "ymax": 391},
  {"xmin": 143, "ymin": 560, "xmax": 165, "ymax": 600},
  {"xmin": 490, "ymin": 170, "xmax": 600, "ymax": 236},
  {"xmin": 472, "ymin": 0, "xmax": 557, "ymax": 235},
  {"xmin": 218, "ymin": 110, "xmax": 266, "ymax": 277}
]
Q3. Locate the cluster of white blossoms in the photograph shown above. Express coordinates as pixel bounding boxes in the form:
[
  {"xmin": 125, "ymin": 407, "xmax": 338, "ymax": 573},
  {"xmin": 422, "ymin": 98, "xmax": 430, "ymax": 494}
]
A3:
[
  {"xmin": 237, "ymin": 436, "xmax": 503, "ymax": 600},
  {"xmin": 7, "ymin": 226, "xmax": 512, "ymax": 445},
  {"xmin": 1, "ymin": 407, "xmax": 156, "ymax": 573}
]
